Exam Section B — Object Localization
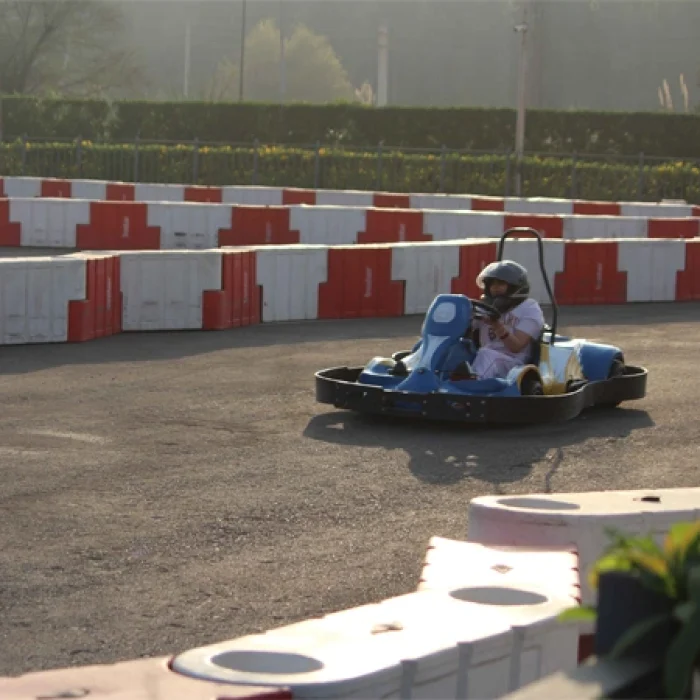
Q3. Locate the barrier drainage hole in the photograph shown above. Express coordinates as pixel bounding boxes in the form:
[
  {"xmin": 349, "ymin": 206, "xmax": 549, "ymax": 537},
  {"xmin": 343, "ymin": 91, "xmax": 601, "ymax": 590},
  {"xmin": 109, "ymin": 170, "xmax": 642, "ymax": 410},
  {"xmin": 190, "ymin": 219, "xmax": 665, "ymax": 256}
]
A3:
[
  {"xmin": 497, "ymin": 497, "xmax": 580, "ymax": 511},
  {"xmin": 211, "ymin": 650, "xmax": 324, "ymax": 675},
  {"xmin": 450, "ymin": 586, "xmax": 548, "ymax": 606}
]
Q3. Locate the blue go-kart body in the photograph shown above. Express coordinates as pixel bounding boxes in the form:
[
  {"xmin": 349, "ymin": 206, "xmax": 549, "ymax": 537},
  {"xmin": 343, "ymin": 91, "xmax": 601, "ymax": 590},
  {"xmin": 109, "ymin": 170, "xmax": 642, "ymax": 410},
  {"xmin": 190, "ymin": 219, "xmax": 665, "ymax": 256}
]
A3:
[{"xmin": 315, "ymin": 228, "xmax": 648, "ymax": 424}]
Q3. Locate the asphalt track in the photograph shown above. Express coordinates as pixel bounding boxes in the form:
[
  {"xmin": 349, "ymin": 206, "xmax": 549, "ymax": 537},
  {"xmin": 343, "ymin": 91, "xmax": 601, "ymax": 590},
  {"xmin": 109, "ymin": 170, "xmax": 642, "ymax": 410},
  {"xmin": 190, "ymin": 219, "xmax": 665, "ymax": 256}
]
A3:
[{"xmin": 1, "ymin": 303, "xmax": 699, "ymax": 678}]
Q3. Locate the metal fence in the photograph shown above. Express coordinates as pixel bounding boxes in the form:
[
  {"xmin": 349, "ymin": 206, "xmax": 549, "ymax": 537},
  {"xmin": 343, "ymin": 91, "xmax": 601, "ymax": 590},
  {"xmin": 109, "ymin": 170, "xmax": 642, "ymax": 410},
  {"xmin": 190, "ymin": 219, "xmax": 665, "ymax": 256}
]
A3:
[{"xmin": 1, "ymin": 135, "xmax": 699, "ymax": 203}]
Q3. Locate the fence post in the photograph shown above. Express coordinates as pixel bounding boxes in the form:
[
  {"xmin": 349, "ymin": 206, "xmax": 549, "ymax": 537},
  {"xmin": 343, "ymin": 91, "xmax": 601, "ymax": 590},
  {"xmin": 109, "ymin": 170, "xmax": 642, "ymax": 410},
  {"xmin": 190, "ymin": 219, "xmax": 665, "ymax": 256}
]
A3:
[
  {"xmin": 252, "ymin": 139, "xmax": 259, "ymax": 185},
  {"xmin": 637, "ymin": 152, "xmax": 645, "ymax": 200},
  {"xmin": 570, "ymin": 152, "xmax": 577, "ymax": 200},
  {"xmin": 192, "ymin": 137, "xmax": 200, "ymax": 184},
  {"xmin": 439, "ymin": 145, "xmax": 447, "ymax": 193},
  {"xmin": 314, "ymin": 141, "xmax": 321, "ymax": 189},
  {"xmin": 376, "ymin": 141, "xmax": 384, "ymax": 190},
  {"xmin": 21, "ymin": 134, "xmax": 27, "ymax": 175},
  {"xmin": 76, "ymin": 136, "xmax": 83, "ymax": 178},
  {"xmin": 504, "ymin": 151, "xmax": 512, "ymax": 197},
  {"xmin": 133, "ymin": 134, "xmax": 140, "ymax": 182}
]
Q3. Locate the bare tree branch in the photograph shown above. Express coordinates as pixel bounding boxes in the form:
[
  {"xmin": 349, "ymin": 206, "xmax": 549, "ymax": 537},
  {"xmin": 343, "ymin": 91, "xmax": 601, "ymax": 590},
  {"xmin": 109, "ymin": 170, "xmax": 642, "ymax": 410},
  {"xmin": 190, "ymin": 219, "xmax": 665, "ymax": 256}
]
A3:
[{"xmin": 0, "ymin": 0, "xmax": 145, "ymax": 96}]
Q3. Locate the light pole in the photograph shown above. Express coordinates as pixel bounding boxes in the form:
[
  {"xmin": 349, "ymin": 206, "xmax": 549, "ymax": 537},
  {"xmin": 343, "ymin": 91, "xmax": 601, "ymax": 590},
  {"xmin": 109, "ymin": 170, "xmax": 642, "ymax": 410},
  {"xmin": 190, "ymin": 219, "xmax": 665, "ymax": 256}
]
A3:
[
  {"xmin": 279, "ymin": 0, "xmax": 286, "ymax": 104},
  {"xmin": 514, "ymin": 7, "xmax": 529, "ymax": 197},
  {"xmin": 238, "ymin": 0, "xmax": 247, "ymax": 102}
]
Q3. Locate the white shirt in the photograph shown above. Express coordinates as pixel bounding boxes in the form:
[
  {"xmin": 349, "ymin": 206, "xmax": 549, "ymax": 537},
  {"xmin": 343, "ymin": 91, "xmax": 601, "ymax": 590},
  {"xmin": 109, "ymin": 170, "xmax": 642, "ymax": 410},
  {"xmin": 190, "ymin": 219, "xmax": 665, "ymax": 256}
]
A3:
[{"xmin": 474, "ymin": 298, "xmax": 545, "ymax": 363}]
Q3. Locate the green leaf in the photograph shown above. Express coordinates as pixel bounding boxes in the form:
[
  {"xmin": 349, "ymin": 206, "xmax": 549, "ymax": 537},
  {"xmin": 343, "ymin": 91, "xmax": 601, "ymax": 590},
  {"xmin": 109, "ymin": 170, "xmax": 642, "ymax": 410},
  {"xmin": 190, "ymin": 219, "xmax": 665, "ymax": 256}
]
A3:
[
  {"xmin": 664, "ymin": 606, "xmax": 700, "ymax": 698},
  {"xmin": 608, "ymin": 613, "xmax": 670, "ymax": 660},
  {"xmin": 557, "ymin": 605, "xmax": 597, "ymax": 623}
]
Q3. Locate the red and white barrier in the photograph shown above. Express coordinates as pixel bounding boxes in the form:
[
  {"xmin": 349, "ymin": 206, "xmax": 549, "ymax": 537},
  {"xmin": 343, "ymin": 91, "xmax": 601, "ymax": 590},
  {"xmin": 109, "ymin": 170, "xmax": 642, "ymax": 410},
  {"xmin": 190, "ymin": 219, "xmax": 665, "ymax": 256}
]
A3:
[
  {"xmin": 1, "ymin": 238, "xmax": 699, "ymax": 345},
  {"xmin": 1, "ymin": 198, "xmax": 699, "ymax": 251},
  {"xmin": 2, "ymin": 177, "xmax": 699, "ymax": 218},
  {"xmin": 0, "ymin": 253, "xmax": 121, "ymax": 344}
]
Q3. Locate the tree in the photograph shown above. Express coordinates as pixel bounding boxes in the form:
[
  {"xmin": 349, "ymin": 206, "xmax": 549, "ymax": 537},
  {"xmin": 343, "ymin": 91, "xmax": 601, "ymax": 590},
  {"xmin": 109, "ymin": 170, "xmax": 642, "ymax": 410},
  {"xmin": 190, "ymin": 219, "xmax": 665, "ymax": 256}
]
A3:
[
  {"xmin": 0, "ymin": 0, "xmax": 145, "ymax": 96},
  {"xmin": 206, "ymin": 19, "xmax": 354, "ymax": 103}
]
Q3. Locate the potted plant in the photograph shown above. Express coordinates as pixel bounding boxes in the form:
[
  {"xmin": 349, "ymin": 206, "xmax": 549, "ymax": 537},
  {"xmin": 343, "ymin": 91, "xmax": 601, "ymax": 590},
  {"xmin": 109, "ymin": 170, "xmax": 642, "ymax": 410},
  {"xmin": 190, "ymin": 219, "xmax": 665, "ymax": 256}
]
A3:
[{"xmin": 559, "ymin": 520, "xmax": 700, "ymax": 698}]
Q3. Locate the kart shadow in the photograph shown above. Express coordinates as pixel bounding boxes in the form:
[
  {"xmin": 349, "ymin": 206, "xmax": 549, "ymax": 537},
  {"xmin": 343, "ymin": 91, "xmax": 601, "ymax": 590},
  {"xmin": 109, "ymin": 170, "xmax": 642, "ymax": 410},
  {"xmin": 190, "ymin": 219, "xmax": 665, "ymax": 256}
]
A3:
[{"xmin": 303, "ymin": 406, "xmax": 655, "ymax": 488}]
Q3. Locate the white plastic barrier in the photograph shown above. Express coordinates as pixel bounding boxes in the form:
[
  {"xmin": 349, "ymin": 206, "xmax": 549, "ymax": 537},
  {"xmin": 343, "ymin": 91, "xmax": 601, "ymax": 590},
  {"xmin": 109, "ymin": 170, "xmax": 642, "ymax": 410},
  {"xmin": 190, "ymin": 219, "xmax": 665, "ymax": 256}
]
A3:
[
  {"xmin": 254, "ymin": 245, "xmax": 329, "ymax": 322},
  {"xmin": 618, "ymin": 239, "xmax": 687, "ymax": 302},
  {"xmin": 172, "ymin": 585, "xmax": 579, "ymax": 699},
  {"xmin": 410, "ymin": 194, "xmax": 475, "ymax": 211},
  {"xmin": 498, "ymin": 239, "xmax": 565, "ymax": 304},
  {"xmin": 504, "ymin": 197, "xmax": 574, "ymax": 216},
  {"xmin": 392, "ymin": 242, "xmax": 462, "ymax": 315},
  {"xmin": 0, "ymin": 256, "xmax": 86, "ymax": 343},
  {"xmin": 424, "ymin": 211, "xmax": 505, "ymax": 241},
  {"xmin": 71, "ymin": 179, "xmax": 108, "ymax": 201},
  {"xmin": 222, "ymin": 186, "xmax": 285, "ymax": 206},
  {"xmin": 315, "ymin": 189, "xmax": 374, "ymax": 208},
  {"xmin": 3, "ymin": 176, "xmax": 42, "ymax": 198},
  {"xmin": 11, "ymin": 198, "xmax": 90, "ymax": 248},
  {"xmin": 120, "ymin": 250, "xmax": 222, "ymax": 331},
  {"xmin": 291, "ymin": 205, "xmax": 367, "ymax": 245},
  {"xmin": 562, "ymin": 215, "xmax": 647, "ymax": 240},
  {"xmin": 620, "ymin": 202, "xmax": 694, "ymax": 218},
  {"xmin": 418, "ymin": 537, "xmax": 580, "ymax": 602},
  {"xmin": 466, "ymin": 488, "xmax": 700, "ymax": 605},
  {"xmin": 134, "ymin": 183, "xmax": 186, "ymax": 203},
  {"xmin": 146, "ymin": 201, "xmax": 231, "ymax": 250}
]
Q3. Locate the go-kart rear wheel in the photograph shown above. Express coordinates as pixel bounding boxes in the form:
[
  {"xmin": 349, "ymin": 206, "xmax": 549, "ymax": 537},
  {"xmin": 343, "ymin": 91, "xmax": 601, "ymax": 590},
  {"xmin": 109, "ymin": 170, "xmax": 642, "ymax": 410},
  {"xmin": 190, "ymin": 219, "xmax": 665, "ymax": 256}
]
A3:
[
  {"xmin": 601, "ymin": 358, "xmax": 625, "ymax": 407},
  {"xmin": 520, "ymin": 372, "xmax": 544, "ymax": 396}
]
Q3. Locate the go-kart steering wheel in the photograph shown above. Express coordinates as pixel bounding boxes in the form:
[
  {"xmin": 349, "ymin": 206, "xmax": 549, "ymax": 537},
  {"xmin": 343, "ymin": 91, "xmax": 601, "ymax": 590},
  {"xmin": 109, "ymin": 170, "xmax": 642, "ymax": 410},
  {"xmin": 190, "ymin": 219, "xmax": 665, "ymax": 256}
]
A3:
[{"xmin": 469, "ymin": 298, "xmax": 502, "ymax": 321}]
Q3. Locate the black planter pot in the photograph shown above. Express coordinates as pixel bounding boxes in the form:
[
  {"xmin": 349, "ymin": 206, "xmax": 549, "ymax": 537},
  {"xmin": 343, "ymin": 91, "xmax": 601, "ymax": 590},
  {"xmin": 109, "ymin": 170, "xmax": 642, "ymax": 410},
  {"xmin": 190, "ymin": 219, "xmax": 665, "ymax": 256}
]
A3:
[{"xmin": 595, "ymin": 571, "xmax": 677, "ymax": 659}]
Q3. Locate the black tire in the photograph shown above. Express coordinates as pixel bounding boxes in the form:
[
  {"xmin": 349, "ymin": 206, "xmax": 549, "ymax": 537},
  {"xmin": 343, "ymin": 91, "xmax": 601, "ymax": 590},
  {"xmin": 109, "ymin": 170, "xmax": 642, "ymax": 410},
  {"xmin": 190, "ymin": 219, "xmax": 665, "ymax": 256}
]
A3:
[
  {"xmin": 392, "ymin": 351, "xmax": 411, "ymax": 362},
  {"xmin": 521, "ymin": 372, "xmax": 544, "ymax": 396},
  {"xmin": 602, "ymin": 358, "xmax": 625, "ymax": 407}
]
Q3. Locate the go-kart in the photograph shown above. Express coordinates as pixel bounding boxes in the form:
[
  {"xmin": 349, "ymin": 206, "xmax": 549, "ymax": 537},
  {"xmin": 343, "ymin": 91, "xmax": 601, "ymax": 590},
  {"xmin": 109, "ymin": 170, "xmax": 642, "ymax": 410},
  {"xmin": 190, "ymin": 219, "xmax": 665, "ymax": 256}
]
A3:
[{"xmin": 315, "ymin": 228, "xmax": 648, "ymax": 424}]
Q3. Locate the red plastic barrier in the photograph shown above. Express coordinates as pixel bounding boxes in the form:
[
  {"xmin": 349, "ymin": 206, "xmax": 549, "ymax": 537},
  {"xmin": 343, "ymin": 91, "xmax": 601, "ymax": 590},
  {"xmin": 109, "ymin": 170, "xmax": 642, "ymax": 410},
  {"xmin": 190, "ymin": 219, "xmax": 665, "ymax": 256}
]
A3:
[
  {"xmin": 76, "ymin": 202, "xmax": 161, "ymax": 250},
  {"xmin": 555, "ymin": 242, "xmax": 627, "ymax": 305},
  {"xmin": 676, "ymin": 240, "xmax": 700, "ymax": 301},
  {"xmin": 373, "ymin": 193, "xmax": 411, "ymax": 209},
  {"xmin": 450, "ymin": 243, "xmax": 499, "ymax": 298},
  {"xmin": 41, "ymin": 179, "xmax": 72, "ymax": 198},
  {"xmin": 219, "ymin": 206, "xmax": 299, "ymax": 246},
  {"xmin": 68, "ymin": 256, "xmax": 122, "ymax": 341},
  {"xmin": 184, "ymin": 186, "xmax": 223, "ymax": 203},
  {"xmin": 202, "ymin": 251, "xmax": 261, "ymax": 329},
  {"xmin": 105, "ymin": 183, "xmax": 136, "ymax": 201},
  {"xmin": 318, "ymin": 248, "xmax": 404, "ymax": 319},
  {"xmin": 647, "ymin": 218, "xmax": 700, "ymax": 239},
  {"xmin": 504, "ymin": 214, "xmax": 564, "ymax": 239},
  {"xmin": 471, "ymin": 197, "xmax": 505, "ymax": 212},
  {"xmin": 358, "ymin": 209, "xmax": 430, "ymax": 244},
  {"xmin": 0, "ymin": 199, "xmax": 21, "ymax": 246},
  {"xmin": 282, "ymin": 188, "xmax": 316, "ymax": 205},
  {"xmin": 693, "ymin": 207, "xmax": 700, "ymax": 217},
  {"xmin": 573, "ymin": 201, "xmax": 622, "ymax": 216}
]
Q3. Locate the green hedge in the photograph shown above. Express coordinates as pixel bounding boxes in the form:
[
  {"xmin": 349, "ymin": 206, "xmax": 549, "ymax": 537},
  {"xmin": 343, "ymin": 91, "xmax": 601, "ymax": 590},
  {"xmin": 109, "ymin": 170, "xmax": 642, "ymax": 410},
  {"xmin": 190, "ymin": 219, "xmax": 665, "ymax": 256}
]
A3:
[
  {"xmin": 3, "ymin": 96, "xmax": 700, "ymax": 158},
  {"xmin": 2, "ymin": 141, "xmax": 699, "ymax": 203}
]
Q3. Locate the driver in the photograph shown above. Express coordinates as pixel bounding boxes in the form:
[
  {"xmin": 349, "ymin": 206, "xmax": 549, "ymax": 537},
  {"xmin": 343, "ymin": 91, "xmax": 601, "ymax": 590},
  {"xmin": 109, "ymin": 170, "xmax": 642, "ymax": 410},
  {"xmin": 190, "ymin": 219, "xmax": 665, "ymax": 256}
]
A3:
[{"xmin": 467, "ymin": 260, "xmax": 545, "ymax": 380}]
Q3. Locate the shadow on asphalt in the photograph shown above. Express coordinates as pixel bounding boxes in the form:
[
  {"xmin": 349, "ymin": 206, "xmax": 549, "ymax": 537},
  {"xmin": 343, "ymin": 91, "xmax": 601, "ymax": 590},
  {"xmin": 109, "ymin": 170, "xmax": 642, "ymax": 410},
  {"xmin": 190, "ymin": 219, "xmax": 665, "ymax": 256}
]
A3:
[{"xmin": 303, "ymin": 407, "xmax": 656, "ymax": 488}]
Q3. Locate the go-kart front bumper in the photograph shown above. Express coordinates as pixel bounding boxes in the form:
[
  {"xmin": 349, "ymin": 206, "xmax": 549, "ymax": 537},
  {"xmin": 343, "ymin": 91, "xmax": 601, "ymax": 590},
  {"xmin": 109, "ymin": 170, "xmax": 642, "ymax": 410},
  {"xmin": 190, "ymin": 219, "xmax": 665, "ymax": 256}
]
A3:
[{"xmin": 315, "ymin": 366, "xmax": 648, "ymax": 424}]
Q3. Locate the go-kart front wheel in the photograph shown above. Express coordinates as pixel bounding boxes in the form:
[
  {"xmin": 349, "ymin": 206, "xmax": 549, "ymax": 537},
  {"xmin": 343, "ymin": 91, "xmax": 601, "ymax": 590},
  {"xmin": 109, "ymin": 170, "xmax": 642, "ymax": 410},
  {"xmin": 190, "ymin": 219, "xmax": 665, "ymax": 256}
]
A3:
[{"xmin": 520, "ymin": 371, "xmax": 544, "ymax": 396}]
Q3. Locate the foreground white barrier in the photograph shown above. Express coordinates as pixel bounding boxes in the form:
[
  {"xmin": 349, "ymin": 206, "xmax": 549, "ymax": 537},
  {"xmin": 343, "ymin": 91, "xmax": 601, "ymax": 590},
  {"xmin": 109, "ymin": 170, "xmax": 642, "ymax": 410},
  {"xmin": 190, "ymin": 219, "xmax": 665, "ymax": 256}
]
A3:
[
  {"xmin": 3, "ymin": 488, "xmax": 699, "ymax": 698},
  {"xmin": 466, "ymin": 488, "xmax": 700, "ymax": 605}
]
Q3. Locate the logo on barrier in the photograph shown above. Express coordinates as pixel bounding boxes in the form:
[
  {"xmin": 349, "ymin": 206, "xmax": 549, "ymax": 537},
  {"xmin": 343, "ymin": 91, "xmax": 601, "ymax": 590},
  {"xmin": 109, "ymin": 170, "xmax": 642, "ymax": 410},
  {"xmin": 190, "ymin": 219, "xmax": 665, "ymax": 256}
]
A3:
[
  {"xmin": 364, "ymin": 267, "xmax": 373, "ymax": 298},
  {"xmin": 243, "ymin": 270, "xmax": 249, "ymax": 303},
  {"xmin": 122, "ymin": 216, "xmax": 129, "ymax": 239},
  {"xmin": 265, "ymin": 221, "xmax": 272, "ymax": 243},
  {"xmin": 106, "ymin": 278, "xmax": 112, "ymax": 310},
  {"xmin": 596, "ymin": 262, "xmax": 603, "ymax": 291},
  {"xmin": 399, "ymin": 223, "xmax": 406, "ymax": 242}
]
